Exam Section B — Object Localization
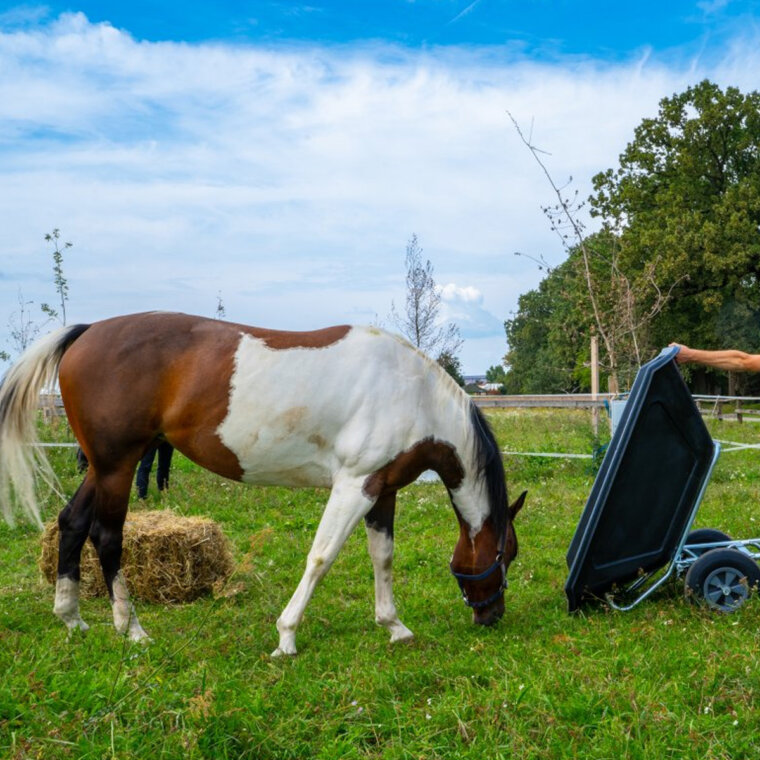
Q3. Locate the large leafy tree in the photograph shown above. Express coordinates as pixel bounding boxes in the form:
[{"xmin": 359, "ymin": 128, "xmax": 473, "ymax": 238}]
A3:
[
  {"xmin": 506, "ymin": 81, "xmax": 760, "ymax": 394},
  {"xmin": 591, "ymin": 80, "xmax": 760, "ymax": 361},
  {"xmin": 504, "ymin": 249, "xmax": 593, "ymax": 393},
  {"xmin": 510, "ymin": 114, "xmax": 679, "ymax": 392}
]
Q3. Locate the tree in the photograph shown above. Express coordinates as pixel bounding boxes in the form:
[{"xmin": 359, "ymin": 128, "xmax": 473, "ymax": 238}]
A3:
[
  {"xmin": 503, "ymin": 247, "xmax": 594, "ymax": 393},
  {"xmin": 390, "ymin": 234, "xmax": 463, "ymax": 374},
  {"xmin": 505, "ymin": 81, "xmax": 760, "ymax": 394},
  {"xmin": 7, "ymin": 291, "xmax": 48, "ymax": 356},
  {"xmin": 485, "ymin": 364, "xmax": 508, "ymax": 394},
  {"xmin": 509, "ymin": 114, "xmax": 678, "ymax": 392},
  {"xmin": 590, "ymin": 80, "xmax": 760, "ymax": 377},
  {"xmin": 215, "ymin": 291, "xmax": 226, "ymax": 320},
  {"xmin": 1, "ymin": 229, "xmax": 72, "ymax": 363},
  {"xmin": 438, "ymin": 351, "xmax": 465, "ymax": 386},
  {"xmin": 42, "ymin": 228, "xmax": 72, "ymax": 325},
  {"xmin": 485, "ymin": 364, "xmax": 507, "ymax": 384}
]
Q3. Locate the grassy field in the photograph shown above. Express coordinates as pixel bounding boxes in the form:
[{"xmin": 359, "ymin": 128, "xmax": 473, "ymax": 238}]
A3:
[{"xmin": 2, "ymin": 409, "xmax": 760, "ymax": 759}]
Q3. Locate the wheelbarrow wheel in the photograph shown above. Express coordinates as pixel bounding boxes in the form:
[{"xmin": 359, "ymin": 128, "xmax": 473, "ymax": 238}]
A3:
[
  {"xmin": 684, "ymin": 528, "xmax": 732, "ymax": 556},
  {"xmin": 685, "ymin": 548, "xmax": 760, "ymax": 612}
]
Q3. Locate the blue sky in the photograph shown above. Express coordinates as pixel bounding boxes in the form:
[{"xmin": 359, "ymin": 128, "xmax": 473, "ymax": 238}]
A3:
[
  {"xmin": 6, "ymin": 1, "xmax": 759, "ymax": 53},
  {"xmin": 2, "ymin": 1, "xmax": 760, "ymax": 372}
]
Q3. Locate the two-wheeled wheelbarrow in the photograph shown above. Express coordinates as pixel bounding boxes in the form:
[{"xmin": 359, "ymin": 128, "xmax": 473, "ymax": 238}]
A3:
[{"xmin": 566, "ymin": 345, "xmax": 760, "ymax": 613}]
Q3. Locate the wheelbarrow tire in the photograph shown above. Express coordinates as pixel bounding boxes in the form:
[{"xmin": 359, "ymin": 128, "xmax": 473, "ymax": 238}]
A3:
[
  {"xmin": 684, "ymin": 528, "xmax": 732, "ymax": 556},
  {"xmin": 685, "ymin": 548, "xmax": 760, "ymax": 612}
]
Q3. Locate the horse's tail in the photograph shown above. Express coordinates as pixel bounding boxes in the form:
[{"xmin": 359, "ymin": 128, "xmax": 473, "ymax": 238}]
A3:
[{"xmin": 0, "ymin": 323, "xmax": 90, "ymax": 527}]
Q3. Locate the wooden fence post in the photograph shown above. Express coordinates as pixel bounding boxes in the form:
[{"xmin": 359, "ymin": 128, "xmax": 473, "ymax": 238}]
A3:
[{"xmin": 591, "ymin": 335, "xmax": 599, "ymax": 437}]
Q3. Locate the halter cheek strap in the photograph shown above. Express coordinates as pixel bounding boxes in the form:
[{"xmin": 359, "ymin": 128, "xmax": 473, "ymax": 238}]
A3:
[{"xmin": 449, "ymin": 551, "xmax": 507, "ymax": 609}]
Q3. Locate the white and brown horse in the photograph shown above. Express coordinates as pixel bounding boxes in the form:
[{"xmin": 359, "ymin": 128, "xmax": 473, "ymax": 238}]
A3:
[{"xmin": 0, "ymin": 312, "xmax": 524, "ymax": 655}]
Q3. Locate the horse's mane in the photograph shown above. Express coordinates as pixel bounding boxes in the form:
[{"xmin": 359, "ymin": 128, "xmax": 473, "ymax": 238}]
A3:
[{"xmin": 468, "ymin": 401, "xmax": 508, "ymax": 537}]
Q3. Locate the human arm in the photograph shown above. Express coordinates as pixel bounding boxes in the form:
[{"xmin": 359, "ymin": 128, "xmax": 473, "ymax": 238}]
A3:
[{"xmin": 669, "ymin": 343, "xmax": 760, "ymax": 372}]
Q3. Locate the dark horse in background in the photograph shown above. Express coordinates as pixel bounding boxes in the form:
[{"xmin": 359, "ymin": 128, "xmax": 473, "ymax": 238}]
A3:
[{"xmin": 0, "ymin": 312, "xmax": 525, "ymax": 656}]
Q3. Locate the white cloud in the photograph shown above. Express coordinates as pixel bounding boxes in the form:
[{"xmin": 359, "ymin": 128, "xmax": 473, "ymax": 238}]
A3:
[
  {"xmin": 2, "ymin": 14, "xmax": 760, "ymax": 371},
  {"xmin": 438, "ymin": 282, "xmax": 503, "ymax": 345},
  {"xmin": 439, "ymin": 283, "xmax": 483, "ymax": 303}
]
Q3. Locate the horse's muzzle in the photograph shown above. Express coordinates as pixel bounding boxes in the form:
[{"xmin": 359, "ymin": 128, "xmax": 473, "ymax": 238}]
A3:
[{"xmin": 472, "ymin": 595, "xmax": 504, "ymax": 626}]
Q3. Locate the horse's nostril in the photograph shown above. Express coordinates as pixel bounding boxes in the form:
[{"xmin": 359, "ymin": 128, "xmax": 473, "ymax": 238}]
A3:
[
  {"xmin": 474, "ymin": 610, "xmax": 497, "ymax": 626},
  {"xmin": 473, "ymin": 598, "xmax": 504, "ymax": 626}
]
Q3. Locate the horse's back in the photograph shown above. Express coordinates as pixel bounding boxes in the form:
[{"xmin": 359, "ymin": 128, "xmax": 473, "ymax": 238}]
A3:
[
  {"xmin": 58, "ymin": 313, "xmax": 466, "ymax": 485},
  {"xmin": 215, "ymin": 322, "xmax": 462, "ymax": 484}
]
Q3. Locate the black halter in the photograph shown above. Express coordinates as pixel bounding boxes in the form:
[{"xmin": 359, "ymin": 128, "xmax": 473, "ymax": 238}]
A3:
[{"xmin": 449, "ymin": 530, "xmax": 508, "ymax": 609}]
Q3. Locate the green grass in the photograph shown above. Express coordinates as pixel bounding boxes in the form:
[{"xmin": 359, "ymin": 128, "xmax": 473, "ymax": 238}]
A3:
[{"xmin": 2, "ymin": 409, "xmax": 760, "ymax": 758}]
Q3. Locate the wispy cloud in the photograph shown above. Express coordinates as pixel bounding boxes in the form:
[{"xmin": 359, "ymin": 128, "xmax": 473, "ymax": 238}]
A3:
[
  {"xmin": 448, "ymin": 0, "xmax": 482, "ymax": 26},
  {"xmin": 0, "ymin": 4, "xmax": 50, "ymax": 27},
  {"xmin": 697, "ymin": 0, "xmax": 732, "ymax": 14}
]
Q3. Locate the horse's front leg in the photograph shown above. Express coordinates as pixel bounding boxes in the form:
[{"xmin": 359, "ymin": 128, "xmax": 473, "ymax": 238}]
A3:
[
  {"xmin": 89, "ymin": 470, "xmax": 149, "ymax": 642},
  {"xmin": 364, "ymin": 491, "xmax": 413, "ymax": 644},
  {"xmin": 54, "ymin": 479, "xmax": 96, "ymax": 633},
  {"xmin": 272, "ymin": 476, "xmax": 374, "ymax": 657}
]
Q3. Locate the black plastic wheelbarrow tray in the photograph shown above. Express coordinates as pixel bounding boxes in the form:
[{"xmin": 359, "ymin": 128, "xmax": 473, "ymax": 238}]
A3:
[{"xmin": 565, "ymin": 346, "xmax": 760, "ymax": 613}]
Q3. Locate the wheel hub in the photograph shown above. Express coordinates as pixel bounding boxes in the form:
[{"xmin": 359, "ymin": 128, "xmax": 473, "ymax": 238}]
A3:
[{"xmin": 705, "ymin": 568, "xmax": 747, "ymax": 610}]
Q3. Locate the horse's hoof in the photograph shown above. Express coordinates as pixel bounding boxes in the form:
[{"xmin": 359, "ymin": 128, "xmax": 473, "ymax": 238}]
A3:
[
  {"xmin": 390, "ymin": 627, "xmax": 414, "ymax": 643},
  {"xmin": 271, "ymin": 645, "xmax": 297, "ymax": 658},
  {"xmin": 65, "ymin": 619, "xmax": 90, "ymax": 636}
]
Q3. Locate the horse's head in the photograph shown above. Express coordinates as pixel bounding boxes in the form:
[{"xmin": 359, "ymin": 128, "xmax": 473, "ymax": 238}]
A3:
[{"xmin": 450, "ymin": 490, "xmax": 526, "ymax": 625}]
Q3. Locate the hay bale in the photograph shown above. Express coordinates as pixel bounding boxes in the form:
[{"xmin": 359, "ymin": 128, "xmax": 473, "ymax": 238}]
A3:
[{"xmin": 39, "ymin": 511, "xmax": 234, "ymax": 603}]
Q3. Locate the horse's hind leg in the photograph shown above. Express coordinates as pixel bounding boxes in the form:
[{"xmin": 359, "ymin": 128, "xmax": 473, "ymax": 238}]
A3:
[
  {"xmin": 272, "ymin": 475, "xmax": 375, "ymax": 657},
  {"xmin": 54, "ymin": 478, "xmax": 96, "ymax": 632},
  {"xmin": 88, "ymin": 469, "xmax": 149, "ymax": 641},
  {"xmin": 364, "ymin": 491, "xmax": 413, "ymax": 644}
]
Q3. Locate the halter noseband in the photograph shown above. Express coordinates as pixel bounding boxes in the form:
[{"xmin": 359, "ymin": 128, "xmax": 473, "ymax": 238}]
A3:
[
  {"xmin": 450, "ymin": 553, "xmax": 507, "ymax": 609},
  {"xmin": 449, "ymin": 525, "xmax": 509, "ymax": 609}
]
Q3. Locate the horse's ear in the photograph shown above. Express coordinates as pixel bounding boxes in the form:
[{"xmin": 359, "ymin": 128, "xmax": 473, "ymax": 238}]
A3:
[{"xmin": 509, "ymin": 490, "xmax": 527, "ymax": 520}]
